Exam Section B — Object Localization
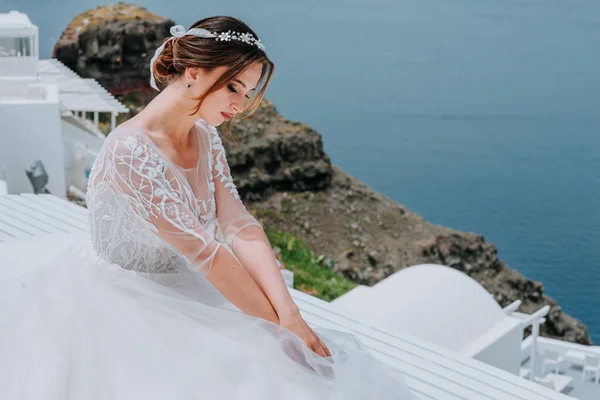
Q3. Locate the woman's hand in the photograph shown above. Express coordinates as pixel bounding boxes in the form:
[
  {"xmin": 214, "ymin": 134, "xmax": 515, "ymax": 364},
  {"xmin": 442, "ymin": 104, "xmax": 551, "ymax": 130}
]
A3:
[{"xmin": 279, "ymin": 309, "xmax": 332, "ymax": 358}]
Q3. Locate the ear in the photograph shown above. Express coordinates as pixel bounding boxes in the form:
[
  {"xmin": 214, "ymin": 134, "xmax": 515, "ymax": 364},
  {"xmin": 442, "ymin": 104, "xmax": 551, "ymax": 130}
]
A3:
[{"xmin": 186, "ymin": 67, "xmax": 204, "ymax": 84}]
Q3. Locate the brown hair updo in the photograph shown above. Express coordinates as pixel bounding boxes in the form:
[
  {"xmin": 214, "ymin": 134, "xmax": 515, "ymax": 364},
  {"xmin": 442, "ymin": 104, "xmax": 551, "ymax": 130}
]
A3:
[{"xmin": 152, "ymin": 16, "xmax": 274, "ymax": 130}]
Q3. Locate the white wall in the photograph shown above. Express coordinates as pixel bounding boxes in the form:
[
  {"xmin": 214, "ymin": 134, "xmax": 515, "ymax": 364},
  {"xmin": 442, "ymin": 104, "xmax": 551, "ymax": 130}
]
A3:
[
  {"xmin": 0, "ymin": 78, "xmax": 41, "ymax": 99},
  {"xmin": 473, "ymin": 324, "xmax": 523, "ymax": 374},
  {"xmin": 0, "ymin": 88, "xmax": 66, "ymax": 196},
  {"xmin": 0, "ymin": 56, "xmax": 37, "ymax": 77}
]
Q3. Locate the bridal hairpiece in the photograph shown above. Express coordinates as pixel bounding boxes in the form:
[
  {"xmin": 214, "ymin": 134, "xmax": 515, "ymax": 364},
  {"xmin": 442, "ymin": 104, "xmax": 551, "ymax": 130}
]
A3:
[{"xmin": 150, "ymin": 25, "xmax": 266, "ymax": 91}]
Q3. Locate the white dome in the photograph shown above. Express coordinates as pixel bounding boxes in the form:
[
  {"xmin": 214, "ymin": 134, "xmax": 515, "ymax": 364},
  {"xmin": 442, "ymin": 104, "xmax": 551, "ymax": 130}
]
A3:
[{"xmin": 332, "ymin": 264, "xmax": 508, "ymax": 352}]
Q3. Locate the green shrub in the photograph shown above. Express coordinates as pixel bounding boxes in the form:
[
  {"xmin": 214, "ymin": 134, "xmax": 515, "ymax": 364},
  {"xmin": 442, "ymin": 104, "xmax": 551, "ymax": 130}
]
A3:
[{"xmin": 265, "ymin": 229, "xmax": 356, "ymax": 302}]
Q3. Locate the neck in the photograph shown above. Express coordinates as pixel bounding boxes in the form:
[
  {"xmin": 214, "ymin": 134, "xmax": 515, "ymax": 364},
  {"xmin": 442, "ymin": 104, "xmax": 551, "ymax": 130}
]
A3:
[{"xmin": 138, "ymin": 83, "xmax": 204, "ymax": 147}]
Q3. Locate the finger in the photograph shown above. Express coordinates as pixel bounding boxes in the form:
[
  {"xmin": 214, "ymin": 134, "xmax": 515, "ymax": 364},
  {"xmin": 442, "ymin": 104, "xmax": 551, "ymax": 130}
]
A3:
[
  {"xmin": 319, "ymin": 339, "xmax": 332, "ymax": 358},
  {"xmin": 318, "ymin": 340, "xmax": 331, "ymax": 358},
  {"xmin": 308, "ymin": 339, "xmax": 323, "ymax": 358},
  {"xmin": 309, "ymin": 337, "xmax": 322, "ymax": 355},
  {"xmin": 308, "ymin": 329, "xmax": 330, "ymax": 358},
  {"xmin": 311, "ymin": 337, "xmax": 326, "ymax": 358}
]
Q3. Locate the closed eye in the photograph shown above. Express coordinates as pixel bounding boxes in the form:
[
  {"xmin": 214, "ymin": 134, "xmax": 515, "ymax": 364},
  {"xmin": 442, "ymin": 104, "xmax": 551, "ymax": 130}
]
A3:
[{"xmin": 228, "ymin": 84, "xmax": 251, "ymax": 99}]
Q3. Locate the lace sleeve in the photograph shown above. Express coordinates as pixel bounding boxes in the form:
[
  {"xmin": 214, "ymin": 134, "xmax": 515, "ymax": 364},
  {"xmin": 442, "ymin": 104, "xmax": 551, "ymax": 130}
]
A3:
[
  {"xmin": 98, "ymin": 133, "xmax": 222, "ymax": 274},
  {"xmin": 210, "ymin": 130, "xmax": 263, "ymax": 249}
]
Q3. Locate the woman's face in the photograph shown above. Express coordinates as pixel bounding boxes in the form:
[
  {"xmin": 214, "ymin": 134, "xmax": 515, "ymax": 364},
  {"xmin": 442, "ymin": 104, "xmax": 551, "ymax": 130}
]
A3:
[{"xmin": 196, "ymin": 62, "xmax": 263, "ymax": 126}]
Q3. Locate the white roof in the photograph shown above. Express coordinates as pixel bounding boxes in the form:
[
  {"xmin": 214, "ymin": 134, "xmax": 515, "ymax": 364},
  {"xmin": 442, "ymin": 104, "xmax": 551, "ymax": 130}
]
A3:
[
  {"xmin": 0, "ymin": 11, "xmax": 37, "ymax": 37},
  {"xmin": 333, "ymin": 264, "xmax": 521, "ymax": 354},
  {"xmin": 38, "ymin": 59, "xmax": 129, "ymax": 114},
  {"xmin": 0, "ymin": 194, "xmax": 575, "ymax": 399}
]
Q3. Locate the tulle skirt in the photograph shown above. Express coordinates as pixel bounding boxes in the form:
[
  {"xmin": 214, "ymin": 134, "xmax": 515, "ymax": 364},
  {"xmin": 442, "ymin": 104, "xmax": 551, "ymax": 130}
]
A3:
[{"xmin": 0, "ymin": 234, "xmax": 416, "ymax": 399}]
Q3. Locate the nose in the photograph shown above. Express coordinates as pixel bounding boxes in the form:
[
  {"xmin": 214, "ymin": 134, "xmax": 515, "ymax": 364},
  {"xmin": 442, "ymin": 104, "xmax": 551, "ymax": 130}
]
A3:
[{"xmin": 230, "ymin": 98, "xmax": 244, "ymax": 114}]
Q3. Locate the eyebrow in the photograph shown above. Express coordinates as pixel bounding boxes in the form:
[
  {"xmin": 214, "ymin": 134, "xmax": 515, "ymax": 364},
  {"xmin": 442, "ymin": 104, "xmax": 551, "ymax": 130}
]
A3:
[{"xmin": 233, "ymin": 79, "xmax": 256, "ymax": 91}]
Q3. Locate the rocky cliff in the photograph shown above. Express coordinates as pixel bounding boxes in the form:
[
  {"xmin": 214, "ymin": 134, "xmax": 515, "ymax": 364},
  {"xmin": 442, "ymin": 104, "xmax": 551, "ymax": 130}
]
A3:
[
  {"xmin": 53, "ymin": 3, "xmax": 173, "ymax": 94},
  {"xmin": 217, "ymin": 103, "xmax": 333, "ymax": 201}
]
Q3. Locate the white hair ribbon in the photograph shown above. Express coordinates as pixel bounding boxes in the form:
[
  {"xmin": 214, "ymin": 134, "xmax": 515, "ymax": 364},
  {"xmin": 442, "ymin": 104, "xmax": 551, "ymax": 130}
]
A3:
[{"xmin": 149, "ymin": 25, "xmax": 216, "ymax": 91}]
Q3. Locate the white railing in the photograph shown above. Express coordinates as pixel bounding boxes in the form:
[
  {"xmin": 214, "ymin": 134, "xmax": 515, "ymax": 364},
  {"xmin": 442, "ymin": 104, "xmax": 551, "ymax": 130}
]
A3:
[
  {"xmin": 79, "ymin": 116, "xmax": 105, "ymax": 139},
  {"xmin": 522, "ymin": 336, "xmax": 600, "ymax": 364},
  {"xmin": 503, "ymin": 300, "xmax": 522, "ymax": 314}
]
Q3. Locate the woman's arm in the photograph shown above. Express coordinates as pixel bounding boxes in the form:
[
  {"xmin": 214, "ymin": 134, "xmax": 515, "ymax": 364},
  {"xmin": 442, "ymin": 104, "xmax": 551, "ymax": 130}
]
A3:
[
  {"xmin": 209, "ymin": 128, "xmax": 330, "ymax": 357},
  {"xmin": 206, "ymin": 244, "xmax": 279, "ymax": 324},
  {"xmin": 231, "ymin": 225, "xmax": 331, "ymax": 357},
  {"xmin": 230, "ymin": 225, "xmax": 298, "ymax": 318}
]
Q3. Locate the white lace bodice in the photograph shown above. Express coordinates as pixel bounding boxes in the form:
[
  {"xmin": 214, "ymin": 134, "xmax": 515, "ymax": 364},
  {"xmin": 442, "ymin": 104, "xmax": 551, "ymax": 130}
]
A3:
[{"xmin": 86, "ymin": 119, "xmax": 262, "ymax": 274}]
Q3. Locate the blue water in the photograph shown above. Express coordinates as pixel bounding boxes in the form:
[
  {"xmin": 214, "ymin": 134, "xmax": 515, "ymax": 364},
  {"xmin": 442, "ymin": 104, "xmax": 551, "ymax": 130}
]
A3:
[{"xmin": 4, "ymin": 0, "xmax": 599, "ymax": 341}]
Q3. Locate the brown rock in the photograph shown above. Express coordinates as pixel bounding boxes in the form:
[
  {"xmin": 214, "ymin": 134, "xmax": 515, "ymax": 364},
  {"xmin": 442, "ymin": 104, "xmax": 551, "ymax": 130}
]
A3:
[{"xmin": 53, "ymin": 3, "xmax": 173, "ymax": 95}]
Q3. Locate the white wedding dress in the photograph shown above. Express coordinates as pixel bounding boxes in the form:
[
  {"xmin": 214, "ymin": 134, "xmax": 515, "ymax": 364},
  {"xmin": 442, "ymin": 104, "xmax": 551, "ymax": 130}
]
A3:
[{"xmin": 0, "ymin": 119, "xmax": 417, "ymax": 399}]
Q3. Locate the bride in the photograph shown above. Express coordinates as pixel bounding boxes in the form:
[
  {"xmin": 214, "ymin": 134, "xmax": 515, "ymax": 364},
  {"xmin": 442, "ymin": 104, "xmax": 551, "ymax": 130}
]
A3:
[{"xmin": 0, "ymin": 16, "xmax": 417, "ymax": 399}]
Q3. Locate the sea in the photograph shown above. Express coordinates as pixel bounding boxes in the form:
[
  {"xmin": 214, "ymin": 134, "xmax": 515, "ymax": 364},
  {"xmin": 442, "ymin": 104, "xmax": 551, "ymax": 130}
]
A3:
[{"xmin": 4, "ymin": 0, "xmax": 599, "ymax": 341}]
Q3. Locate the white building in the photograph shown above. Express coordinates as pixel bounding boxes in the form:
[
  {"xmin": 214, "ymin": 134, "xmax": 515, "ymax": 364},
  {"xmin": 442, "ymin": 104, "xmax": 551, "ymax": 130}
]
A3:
[
  {"xmin": 332, "ymin": 264, "xmax": 600, "ymax": 398},
  {"xmin": 332, "ymin": 264, "xmax": 527, "ymax": 373},
  {"xmin": 0, "ymin": 11, "xmax": 127, "ymax": 198}
]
